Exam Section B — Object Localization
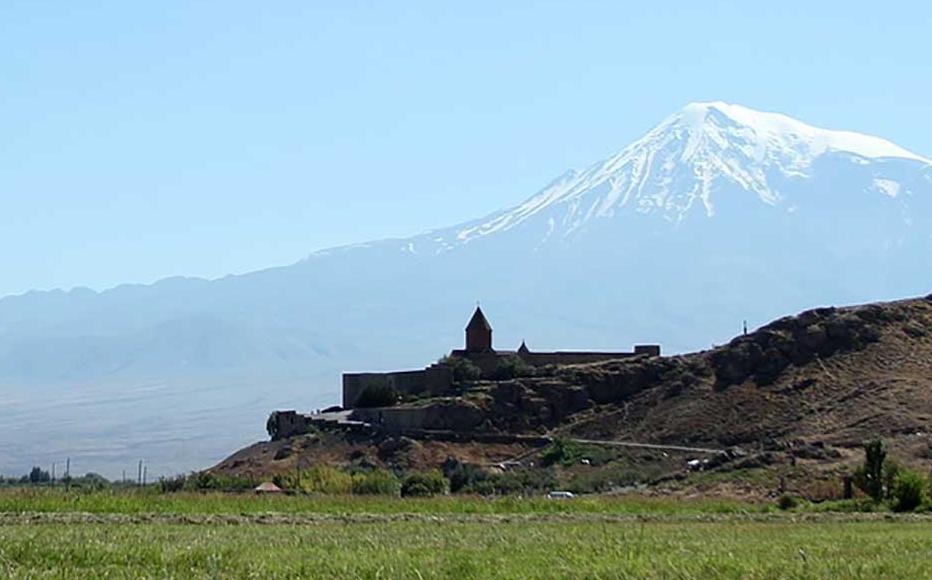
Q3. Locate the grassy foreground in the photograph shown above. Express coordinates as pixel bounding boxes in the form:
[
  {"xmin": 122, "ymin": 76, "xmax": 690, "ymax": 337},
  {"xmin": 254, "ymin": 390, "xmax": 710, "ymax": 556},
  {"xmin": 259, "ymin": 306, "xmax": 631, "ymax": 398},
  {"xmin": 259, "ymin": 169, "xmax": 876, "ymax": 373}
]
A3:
[
  {"xmin": 2, "ymin": 490, "xmax": 931, "ymax": 578},
  {"xmin": 3, "ymin": 519, "xmax": 931, "ymax": 578}
]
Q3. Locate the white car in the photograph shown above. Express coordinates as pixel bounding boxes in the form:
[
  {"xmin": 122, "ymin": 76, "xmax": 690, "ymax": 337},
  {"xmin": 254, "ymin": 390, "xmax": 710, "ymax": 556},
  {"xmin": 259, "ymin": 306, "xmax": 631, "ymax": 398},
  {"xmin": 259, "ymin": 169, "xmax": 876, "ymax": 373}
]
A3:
[{"xmin": 547, "ymin": 491, "xmax": 575, "ymax": 499}]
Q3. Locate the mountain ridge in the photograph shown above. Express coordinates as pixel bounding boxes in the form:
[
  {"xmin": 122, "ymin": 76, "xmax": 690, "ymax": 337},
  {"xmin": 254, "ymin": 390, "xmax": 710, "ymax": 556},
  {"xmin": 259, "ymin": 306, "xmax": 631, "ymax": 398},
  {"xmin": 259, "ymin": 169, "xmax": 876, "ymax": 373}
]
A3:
[{"xmin": 4, "ymin": 102, "xmax": 928, "ymax": 304}]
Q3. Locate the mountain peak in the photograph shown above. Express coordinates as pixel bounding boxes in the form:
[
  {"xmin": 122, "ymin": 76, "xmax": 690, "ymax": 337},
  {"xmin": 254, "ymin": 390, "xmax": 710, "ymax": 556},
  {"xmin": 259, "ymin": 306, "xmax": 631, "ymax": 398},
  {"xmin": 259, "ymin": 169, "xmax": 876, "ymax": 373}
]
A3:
[
  {"xmin": 667, "ymin": 101, "xmax": 929, "ymax": 164},
  {"xmin": 441, "ymin": 102, "xmax": 931, "ymax": 246}
]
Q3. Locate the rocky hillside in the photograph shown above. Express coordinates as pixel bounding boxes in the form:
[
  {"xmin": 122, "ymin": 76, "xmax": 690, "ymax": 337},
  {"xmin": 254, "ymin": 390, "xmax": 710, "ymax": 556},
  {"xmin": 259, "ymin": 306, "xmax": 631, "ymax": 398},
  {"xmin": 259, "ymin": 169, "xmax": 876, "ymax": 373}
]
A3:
[
  {"xmin": 213, "ymin": 295, "xmax": 932, "ymax": 495},
  {"xmin": 557, "ymin": 295, "xmax": 932, "ymax": 452},
  {"xmin": 397, "ymin": 295, "xmax": 932, "ymax": 450}
]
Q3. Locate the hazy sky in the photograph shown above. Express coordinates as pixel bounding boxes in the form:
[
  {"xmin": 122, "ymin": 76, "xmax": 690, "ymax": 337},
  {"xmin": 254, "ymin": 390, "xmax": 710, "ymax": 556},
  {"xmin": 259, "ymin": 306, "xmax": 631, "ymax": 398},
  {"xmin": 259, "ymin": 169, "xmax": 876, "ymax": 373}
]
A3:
[{"xmin": 2, "ymin": 1, "xmax": 930, "ymax": 297}]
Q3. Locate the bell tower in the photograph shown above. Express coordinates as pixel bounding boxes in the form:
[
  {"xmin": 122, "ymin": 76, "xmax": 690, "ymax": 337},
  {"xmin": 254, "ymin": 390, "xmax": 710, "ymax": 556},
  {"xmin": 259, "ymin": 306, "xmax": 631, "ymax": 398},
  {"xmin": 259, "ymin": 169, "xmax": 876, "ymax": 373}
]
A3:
[{"xmin": 465, "ymin": 306, "xmax": 493, "ymax": 352}]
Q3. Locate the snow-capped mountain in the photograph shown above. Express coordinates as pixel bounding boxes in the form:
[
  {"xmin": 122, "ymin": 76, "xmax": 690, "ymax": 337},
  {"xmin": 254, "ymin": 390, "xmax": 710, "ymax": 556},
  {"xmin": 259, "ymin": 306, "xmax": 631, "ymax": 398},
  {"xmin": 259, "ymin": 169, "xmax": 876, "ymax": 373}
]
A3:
[
  {"xmin": 418, "ymin": 102, "xmax": 930, "ymax": 249},
  {"xmin": 1, "ymin": 102, "xmax": 930, "ymax": 477}
]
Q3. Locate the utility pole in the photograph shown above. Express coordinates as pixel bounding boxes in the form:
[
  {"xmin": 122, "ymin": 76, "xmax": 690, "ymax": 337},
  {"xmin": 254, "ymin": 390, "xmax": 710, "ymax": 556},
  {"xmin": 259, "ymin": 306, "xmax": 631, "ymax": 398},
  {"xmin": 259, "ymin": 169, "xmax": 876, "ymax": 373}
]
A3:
[
  {"xmin": 137, "ymin": 460, "xmax": 143, "ymax": 486},
  {"xmin": 122, "ymin": 469, "xmax": 126, "ymax": 484},
  {"xmin": 51, "ymin": 463, "xmax": 56, "ymax": 484},
  {"xmin": 142, "ymin": 464, "xmax": 147, "ymax": 487}
]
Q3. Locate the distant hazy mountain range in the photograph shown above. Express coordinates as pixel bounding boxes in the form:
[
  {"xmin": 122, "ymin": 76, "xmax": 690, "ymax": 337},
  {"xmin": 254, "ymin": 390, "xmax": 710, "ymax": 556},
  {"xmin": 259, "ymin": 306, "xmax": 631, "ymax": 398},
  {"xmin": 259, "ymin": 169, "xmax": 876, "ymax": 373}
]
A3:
[{"xmin": 2, "ymin": 102, "xmax": 929, "ymax": 477}]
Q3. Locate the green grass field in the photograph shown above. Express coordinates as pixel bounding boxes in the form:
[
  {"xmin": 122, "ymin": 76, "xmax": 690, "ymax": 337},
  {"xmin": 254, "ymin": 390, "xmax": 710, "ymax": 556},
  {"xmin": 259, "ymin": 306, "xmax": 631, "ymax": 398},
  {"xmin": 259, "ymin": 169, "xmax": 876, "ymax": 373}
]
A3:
[
  {"xmin": 0, "ymin": 487, "xmax": 760, "ymax": 516},
  {"xmin": 2, "ymin": 489, "xmax": 930, "ymax": 578}
]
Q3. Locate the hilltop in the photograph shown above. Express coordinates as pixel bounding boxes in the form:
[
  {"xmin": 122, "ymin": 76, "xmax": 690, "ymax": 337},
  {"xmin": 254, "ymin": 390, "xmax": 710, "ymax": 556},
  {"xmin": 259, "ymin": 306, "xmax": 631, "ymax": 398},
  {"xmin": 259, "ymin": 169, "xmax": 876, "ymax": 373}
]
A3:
[{"xmin": 213, "ymin": 295, "xmax": 932, "ymax": 499}]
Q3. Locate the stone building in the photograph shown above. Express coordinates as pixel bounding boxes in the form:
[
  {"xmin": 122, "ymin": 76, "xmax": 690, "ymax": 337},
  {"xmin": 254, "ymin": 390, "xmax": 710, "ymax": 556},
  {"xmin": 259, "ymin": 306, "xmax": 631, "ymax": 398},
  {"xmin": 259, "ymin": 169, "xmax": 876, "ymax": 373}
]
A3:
[{"xmin": 340, "ymin": 306, "xmax": 661, "ymax": 408}]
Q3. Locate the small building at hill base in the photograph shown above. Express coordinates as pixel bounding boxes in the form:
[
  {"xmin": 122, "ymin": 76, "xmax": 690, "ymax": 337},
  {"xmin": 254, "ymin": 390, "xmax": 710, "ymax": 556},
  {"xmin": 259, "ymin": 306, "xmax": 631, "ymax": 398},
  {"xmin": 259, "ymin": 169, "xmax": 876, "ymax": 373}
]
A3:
[
  {"xmin": 254, "ymin": 481, "xmax": 283, "ymax": 494},
  {"xmin": 341, "ymin": 306, "xmax": 660, "ymax": 409}
]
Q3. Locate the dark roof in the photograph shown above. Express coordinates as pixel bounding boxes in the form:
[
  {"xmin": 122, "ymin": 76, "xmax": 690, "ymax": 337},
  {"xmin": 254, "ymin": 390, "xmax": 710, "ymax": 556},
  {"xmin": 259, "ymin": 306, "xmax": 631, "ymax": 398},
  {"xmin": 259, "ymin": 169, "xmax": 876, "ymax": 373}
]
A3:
[{"xmin": 466, "ymin": 306, "xmax": 492, "ymax": 331}]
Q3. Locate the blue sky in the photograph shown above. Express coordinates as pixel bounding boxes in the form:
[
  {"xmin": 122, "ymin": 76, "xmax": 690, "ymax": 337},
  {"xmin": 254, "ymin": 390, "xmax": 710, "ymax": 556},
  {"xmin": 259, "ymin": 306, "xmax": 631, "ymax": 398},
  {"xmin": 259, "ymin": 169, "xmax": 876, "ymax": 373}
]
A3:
[{"xmin": 2, "ymin": 1, "xmax": 930, "ymax": 297}]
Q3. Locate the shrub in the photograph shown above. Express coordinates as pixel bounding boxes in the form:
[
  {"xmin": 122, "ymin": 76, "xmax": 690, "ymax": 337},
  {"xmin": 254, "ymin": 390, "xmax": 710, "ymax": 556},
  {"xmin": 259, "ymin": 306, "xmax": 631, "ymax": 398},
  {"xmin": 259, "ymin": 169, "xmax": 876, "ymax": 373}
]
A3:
[
  {"xmin": 541, "ymin": 439, "xmax": 572, "ymax": 466},
  {"xmin": 182, "ymin": 472, "xmax": 256, "ymax": 492},
  {"xmin": 798, "ymin": 478, "xmax": 845, "ymax": 503},
  {"xmin": 71, "ymin": 473, "xmax": 110, "ymax": 490},
  {"xmin": 355, "ymin": 384, "xmax": 400, "ymax": 408},
  {"xmin": 401, "ymin": 470, "xmax": 448, "ymax": 497},
  {"xmin": 566, "ymin": 467, "xmax": 642, "ymax": 494},
  {"xmin": 158, "ymin": 475, "xmax": 187, "ymax": 493},
  {"xmin": 890, "ymin": 469, "xmax": 927, "ymax": 512},
  {"xmin": 183, "ymin": 471, "xmax": 216, "ymax": 491},
  {"xmin": 443, "ymin": 460, "xmax": 488, "ymax": 493},
  {"xmin": 351, "ymin": 469, "xmax": 401, "ymax": 496},
  {"xmin": 213, "ymin": 475, "xmax": 254, "ymax": 492},
  {"xmin": 479, "ymin": 470, "xmax": 557, "ymax": 496},
  {"xmin": 777, "ymin": 493, "xmax": 798, "ymax": 510},
  {"xmin": 439, "ymin": 355, "xmax": 481, "ymax": 382},
  {"xmin": 442, "ymin": 457, "xmax": 558, "ymax": 496},
  {"xmin": 493, "ymin": 354, "xmax": 536, "ymax": 380},
  {"xmin": 541, "ymin": 439, "xmax": 614, "ymax": 467},
  {"xmin": 278, "ymin": 466, "xmax": 353, "ymax": 494}
]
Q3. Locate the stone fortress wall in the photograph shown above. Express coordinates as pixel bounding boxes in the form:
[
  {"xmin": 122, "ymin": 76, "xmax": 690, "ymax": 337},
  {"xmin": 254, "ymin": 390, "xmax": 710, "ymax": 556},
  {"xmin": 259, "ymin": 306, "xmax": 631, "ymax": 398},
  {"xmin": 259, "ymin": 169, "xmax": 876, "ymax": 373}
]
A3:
[
  {"xmin": 342, "ymin": 364, "xmax": 453, "ymax": 408},
  {"xmin": 523, "ymin": 344, "xmax": 661, "ymax": 365},
  {"xmin": 450, "ymin": 345, "xmax": 662, "ymax": 376}
]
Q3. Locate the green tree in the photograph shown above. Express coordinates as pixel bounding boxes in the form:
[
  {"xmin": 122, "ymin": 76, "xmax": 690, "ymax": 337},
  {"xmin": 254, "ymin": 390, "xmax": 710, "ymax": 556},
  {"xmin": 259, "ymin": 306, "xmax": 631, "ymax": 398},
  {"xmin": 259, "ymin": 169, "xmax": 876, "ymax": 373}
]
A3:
[
  {"xmin": 28, "ymin": 467, "xmax": 50, "ymax": 484},
  {"xmin": 266, "ymin": 411, "xmax": 282, "ymax": 440},
  {"xmin": 853, "ymin": 439, "xmax": 887, "ymax": 501},
  {"xmin": 355, "ymin": 384, "xmax": 399, "ymax": 408},
  {"xmin": 439, "ymin": 355, "xmax": 481, "ymax": 382},
  {"xmin": 493, "ymin": 354, "xmax": 536, "ymax": 380}
]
